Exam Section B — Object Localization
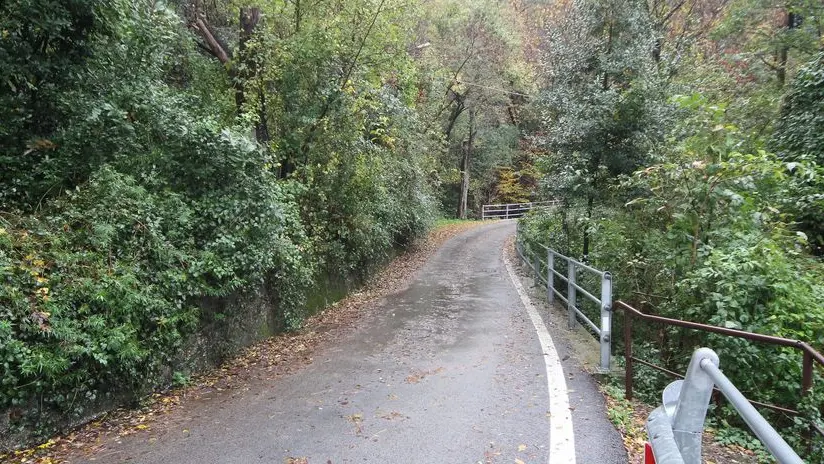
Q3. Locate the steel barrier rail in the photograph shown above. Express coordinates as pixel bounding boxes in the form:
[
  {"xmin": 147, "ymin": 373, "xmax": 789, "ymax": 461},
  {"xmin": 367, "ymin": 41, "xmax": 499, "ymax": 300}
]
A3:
[
  {"xmin": 515, "ymin": 226, "xmax": 613, "ymax": 372},
  {"xmin": 616, "ymin": 300, "xmax": 824, "ymax": 409},
  {"xmin": 647, "ymin": 348, "xmax": 804, "ymax": 464}
]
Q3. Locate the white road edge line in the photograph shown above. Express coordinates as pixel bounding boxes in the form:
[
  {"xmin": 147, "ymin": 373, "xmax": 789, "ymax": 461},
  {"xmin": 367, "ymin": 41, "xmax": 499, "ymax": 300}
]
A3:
[{"xmin": 504, "ymin": 249, "xmax": 577, "ymax": 464}]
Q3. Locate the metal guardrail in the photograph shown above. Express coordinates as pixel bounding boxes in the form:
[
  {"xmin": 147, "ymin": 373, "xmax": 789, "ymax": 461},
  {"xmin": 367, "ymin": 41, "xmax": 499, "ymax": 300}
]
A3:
[
  {"xmin": 617, "ymin": 300, "xmax": 824, "ymax": 418},
  {"xmin": 481, "ymin": 200, "xmax": 560, "ymax": 220},
  {"xmin": 647, "ymin": 348, "xmax": 804, "ymax": 464},
  {"xmin": 515, "ymin": 226, "xmax": 613, "ymax": 372}
]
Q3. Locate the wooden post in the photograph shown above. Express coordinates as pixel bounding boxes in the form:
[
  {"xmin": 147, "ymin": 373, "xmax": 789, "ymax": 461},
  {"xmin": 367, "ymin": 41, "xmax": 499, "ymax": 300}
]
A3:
[{"xmin": 802, "ymin": 351, "xmax": 813, "ymax": 395}]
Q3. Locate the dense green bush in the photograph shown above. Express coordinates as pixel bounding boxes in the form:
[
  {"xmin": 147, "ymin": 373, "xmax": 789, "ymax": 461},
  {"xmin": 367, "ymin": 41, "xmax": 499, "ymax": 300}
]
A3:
[
  {"xmin": 1, "ymin": 149, "xmax": 311, "ymax": 435},
  {"xmin": 521, "ymin": 141, "xmax": 824, "ymax": 460},
  {"xmin": 524, "ymin": 0, "xmax": 824, "ymax": 458},
  {"xmin": 0, "ymin": 0, "xmax": 437, "ymax": 445},
  {"xmin": 772, "ymin": 52, "xmax": 824, "ymax": 254},
  {"xmin": 522, "ymin": 85, "xmax": 824, "ymax": 462}
]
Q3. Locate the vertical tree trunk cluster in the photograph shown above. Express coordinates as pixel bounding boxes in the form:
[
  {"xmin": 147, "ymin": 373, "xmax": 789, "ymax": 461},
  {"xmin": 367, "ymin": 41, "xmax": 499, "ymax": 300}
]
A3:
[
  {"xmin": 776, "ymin": 8, "xmax": 800, "ymax": 88},
  {"xmin": 238, "ymin": 8, "xmax": 270, "ymax": 147},
  {"xmin": 458, "ymin": 109, "xmax": 475, "ymax": 219}
]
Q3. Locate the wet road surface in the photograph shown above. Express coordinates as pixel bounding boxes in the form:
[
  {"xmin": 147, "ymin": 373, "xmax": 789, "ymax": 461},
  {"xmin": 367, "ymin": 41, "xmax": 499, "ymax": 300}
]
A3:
[{"xmin": 73, "ymin": 221, "xmax": 625, "ymax": 464}]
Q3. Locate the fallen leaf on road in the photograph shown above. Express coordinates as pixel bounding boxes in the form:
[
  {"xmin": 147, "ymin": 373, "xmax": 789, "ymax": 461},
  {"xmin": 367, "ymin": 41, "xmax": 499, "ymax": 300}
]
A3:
[
  {"xmin": 285, "ymin": 458, "xmax": 309, "ymax": 464},
  {"xmin": 405, "ymin": 367, "xmax": 444, "ymax": 384}
]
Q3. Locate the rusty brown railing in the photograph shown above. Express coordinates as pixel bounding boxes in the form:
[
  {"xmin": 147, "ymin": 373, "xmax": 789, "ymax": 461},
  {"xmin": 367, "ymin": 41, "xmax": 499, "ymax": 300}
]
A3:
[{"xmin": 617, "ymin": 300, "xmax": 824, "ymax": 420}]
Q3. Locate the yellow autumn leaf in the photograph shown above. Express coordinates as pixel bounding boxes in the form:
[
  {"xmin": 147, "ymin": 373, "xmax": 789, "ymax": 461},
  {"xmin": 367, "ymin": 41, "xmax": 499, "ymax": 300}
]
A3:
[
  {"xmin": 515, "ymin": 459, "xmax": 525, "ymax": 464},
  {"xmin": 518, "ymin": 444, "xmax": 527, "ymax": 452},
  {"xmin": 36, "ymin": 439, "xmax": 55, "ymax": 449}
]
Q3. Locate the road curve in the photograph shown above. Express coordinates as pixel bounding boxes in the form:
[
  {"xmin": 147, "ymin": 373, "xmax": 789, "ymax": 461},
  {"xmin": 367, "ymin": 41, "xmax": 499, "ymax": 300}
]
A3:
[{"xmin": 72, "ymin": 221, "xmax": 625, "ymax": 464}]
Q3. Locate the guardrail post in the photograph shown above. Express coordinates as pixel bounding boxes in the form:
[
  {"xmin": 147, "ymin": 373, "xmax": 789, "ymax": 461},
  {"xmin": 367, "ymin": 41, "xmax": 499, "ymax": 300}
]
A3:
[
  {"xmin": 547, "ymin": 249, "xmax": 554, "ymax": 303},
  {"xmin": 533, "ymin": 252, "xmax": 541, "ymax": 288},
  {"xmin": 505, "ymin": 203, "xmax": 510, "ymax": 219},
  {"xmin": 802, "ymin": 350, "xmax": 814, "ymax": 448},
  {"xmin": 567, "ymin": 259, "xmax": 576, "ymax": 329},
  {"xmin": 599, "ymin": 271, "xmax": 613, "ymax": 373},
  {"xmin": 670, "ymin": 348, "xmax": 720, "ymax": 464},
  {"xmin": 624, "ymin": 308, "xmax": 633, "ymax": 401},
  {"xmin": 802, "ymin": 351, "xmax": 813, "ymax": 395}
]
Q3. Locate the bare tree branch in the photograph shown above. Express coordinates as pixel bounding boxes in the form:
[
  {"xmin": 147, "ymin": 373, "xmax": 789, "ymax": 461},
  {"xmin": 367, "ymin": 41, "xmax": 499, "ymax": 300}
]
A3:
[
  {"xmin": 297, "ymin": 0, "xmax": 388, "ymax": 171},
  {"xmin": 658, "ymin": 0, "xmax": 689, "ymax": 27},
  {"xmin": 194, "ymin": 18, "xmax": 231, "ymax": 64},
  {"xmin": 424, "ymin": 33, "xmax": 478, "ymax": 132}
]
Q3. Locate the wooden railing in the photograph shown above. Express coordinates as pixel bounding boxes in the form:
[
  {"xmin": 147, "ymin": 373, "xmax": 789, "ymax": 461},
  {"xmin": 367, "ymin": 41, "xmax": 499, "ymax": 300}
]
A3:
[{"xmin": 481, "ymin": 200, "xmax": 560, "ymax": 220}]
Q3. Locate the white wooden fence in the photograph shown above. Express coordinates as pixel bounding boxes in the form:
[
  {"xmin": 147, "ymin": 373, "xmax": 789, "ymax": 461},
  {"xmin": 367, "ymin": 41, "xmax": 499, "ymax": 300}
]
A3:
[{"xmin": 480, "ymin": 200, "xmax": 560, "ymax": 220}]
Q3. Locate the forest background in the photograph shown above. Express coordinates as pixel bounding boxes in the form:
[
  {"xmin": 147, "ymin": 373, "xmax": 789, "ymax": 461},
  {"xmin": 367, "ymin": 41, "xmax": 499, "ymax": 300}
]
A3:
[{"xmin": 2, "ymin": 0, "xmax": 824, "ymax": 459}]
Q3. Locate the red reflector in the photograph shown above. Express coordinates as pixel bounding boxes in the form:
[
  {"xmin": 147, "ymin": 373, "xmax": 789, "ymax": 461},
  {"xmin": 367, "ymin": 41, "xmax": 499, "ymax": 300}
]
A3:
[{"xmin": 644, "ymin": 442, "xmax": 656, "ymax": 464}]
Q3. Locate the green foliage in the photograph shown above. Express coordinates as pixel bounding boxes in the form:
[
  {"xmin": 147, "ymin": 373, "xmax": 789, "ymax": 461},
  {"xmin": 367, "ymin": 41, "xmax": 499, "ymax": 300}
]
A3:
[
  {"xmin": 1, "ymin": 169, "xmax": 200, "ymax": 429},
  {"xmin": 413, "ymin": 0, "xmax": 535, "ymax": 217},
  {"xmin": 532, "ymin": 0, "xmax": 669, "ymax": 261},
  {"xmin": 601, "ymin": 383, "xmax": 633, "ymax": 431},
  {"xmin": 0, "ymin": 156, "xmax": 310, "ymax": 432},
  {"xmin": 771, "ymin": 53, "xmax": 824, "ymax": 253},
  {"xmin": 493, "ymin": 167, "xmax": 531, "ymax": 204},
  {"xmin": 1, "ymin": 0, "xmax": 107, "ymax": 206},
  {"xmin": 526, "ymin": 32, "xmax": 824, "ymax": 455},
  {"xmin": 537, "ymin": 0, "xmax": 665, "ymax": 208},
  {"xmin": 712, "ymin": 420, "xmax": 770, "ymax": 461},
  {"xmin": 775, "ymin": 52, "xmax": 824, "ymax": 164},
  {"xmin": 0, "ymin": 0, "xmax": 442, "ymax": 446}
]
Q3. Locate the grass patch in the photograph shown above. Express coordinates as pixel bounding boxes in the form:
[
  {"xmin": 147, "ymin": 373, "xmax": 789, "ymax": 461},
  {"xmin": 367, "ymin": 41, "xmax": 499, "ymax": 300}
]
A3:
[{"xmin": 433, "ymin": 218, "xmax": 481, "ymax": 228}]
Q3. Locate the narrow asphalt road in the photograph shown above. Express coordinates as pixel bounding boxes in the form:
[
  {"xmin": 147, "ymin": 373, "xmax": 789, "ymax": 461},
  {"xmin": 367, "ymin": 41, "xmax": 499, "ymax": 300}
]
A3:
[{"xmin": 73, "ymin": 221, "xmax": 625, "ymax": 464}]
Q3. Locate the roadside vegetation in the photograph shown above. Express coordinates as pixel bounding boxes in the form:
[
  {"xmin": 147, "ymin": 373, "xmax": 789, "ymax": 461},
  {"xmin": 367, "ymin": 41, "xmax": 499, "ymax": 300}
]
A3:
[
  {"xmin": 0, "ymin": 219, "xmax": 483, "ymax": 463},
  {"xmin": 4, "ymin": 0, "xmax": 823, "ymax": 460},
  {"xmin": 0, "ymin": 0, "xmax": 536, "ymax": 451},
  {"xmin": 518, "ymin": 0, "xmax": 824, "ymax": 460}
]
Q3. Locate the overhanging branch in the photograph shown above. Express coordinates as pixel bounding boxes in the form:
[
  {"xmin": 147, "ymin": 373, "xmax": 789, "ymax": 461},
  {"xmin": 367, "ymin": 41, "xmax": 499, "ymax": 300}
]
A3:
[{"xmin": 193, "ymin": 18, "xmax": 231, "ymax": 64}]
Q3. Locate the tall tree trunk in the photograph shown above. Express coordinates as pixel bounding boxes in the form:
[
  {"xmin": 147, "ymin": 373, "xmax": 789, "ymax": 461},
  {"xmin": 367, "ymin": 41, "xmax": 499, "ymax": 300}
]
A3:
[
  {"xmin": 582, "ymin": 193, "xmax": 594, "ymax": 262},
  {"xmin": 190, "ymin": 7, "xmax": 268, "ymax": 145},
  {"xmin": 561, "ymin": 205, "xmax": 570, "ymax": 254},
  {"xmin": 457, "ymin": 109, "xmax": 475, "ymax": 219},
  {"xmin": 256, "ymin": 88, "xmax": 270, "ymax": 145},
  {"xmin": 294, "ymin": 0, "xmax": 301, "ymax": 32},
  {"xmin": 443, "ymin": 91, "xmax": 466, "ymax": 139},
  {"xmin": 776, "ymin": 9, "xmax": 799, "ymax": 87},
  {"xmin": 238, "ymin": 7, "xmax": 269, "ymax": 146}
]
